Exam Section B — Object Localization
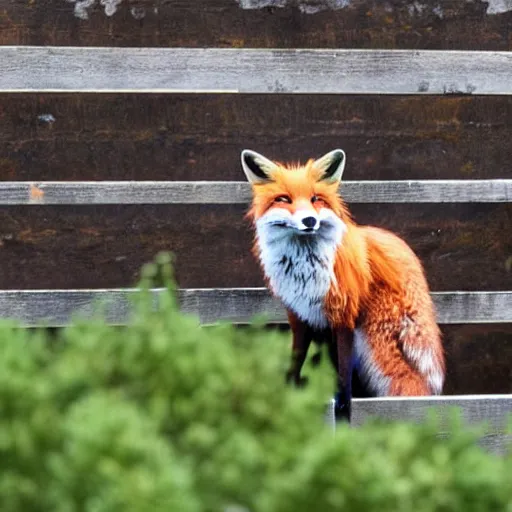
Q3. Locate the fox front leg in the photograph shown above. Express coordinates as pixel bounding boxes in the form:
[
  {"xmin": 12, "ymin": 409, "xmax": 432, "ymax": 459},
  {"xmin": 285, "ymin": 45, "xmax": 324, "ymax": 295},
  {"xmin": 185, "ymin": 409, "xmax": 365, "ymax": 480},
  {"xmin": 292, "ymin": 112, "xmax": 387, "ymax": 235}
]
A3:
[
  {"xmin": 286, "ymin": 312, "xmax": 313, "ymax": 387},
  {"xmin": 334, "ymin": 327, "xmax": 355, "ymax": 422}
]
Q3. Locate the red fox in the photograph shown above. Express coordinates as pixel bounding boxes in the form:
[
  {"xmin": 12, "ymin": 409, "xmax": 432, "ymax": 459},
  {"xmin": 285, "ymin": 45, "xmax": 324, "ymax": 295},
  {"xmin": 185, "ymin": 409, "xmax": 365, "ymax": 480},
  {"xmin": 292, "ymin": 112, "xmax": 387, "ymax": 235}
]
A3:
[{"xmin": 241, "ymin": 148, "xmax": 445, "ymax": 419}]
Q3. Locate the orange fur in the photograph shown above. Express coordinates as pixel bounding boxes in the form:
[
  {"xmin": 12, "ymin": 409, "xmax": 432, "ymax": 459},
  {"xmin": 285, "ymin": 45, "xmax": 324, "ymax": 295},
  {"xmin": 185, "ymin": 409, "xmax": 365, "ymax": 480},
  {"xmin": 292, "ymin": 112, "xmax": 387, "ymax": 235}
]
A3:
[{"xmin": 245, "ymin": 152, "xmax": 445, "ymax": 397}]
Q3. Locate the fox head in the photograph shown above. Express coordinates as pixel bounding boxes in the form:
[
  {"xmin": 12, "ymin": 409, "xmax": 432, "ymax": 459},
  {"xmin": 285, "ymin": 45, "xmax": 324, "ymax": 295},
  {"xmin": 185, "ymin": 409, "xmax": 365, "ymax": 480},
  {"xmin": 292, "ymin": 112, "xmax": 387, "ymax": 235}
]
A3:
[{"xmin": 241, "ymin": 149, "xmax": 349, "ymax": 246}]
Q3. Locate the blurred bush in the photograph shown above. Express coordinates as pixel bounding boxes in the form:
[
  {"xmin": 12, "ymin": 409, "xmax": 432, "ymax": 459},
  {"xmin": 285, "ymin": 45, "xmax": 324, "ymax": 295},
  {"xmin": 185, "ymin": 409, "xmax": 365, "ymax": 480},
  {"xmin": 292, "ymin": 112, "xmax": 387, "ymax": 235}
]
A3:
[{"xmin": 0, "ymin": 253, "xmax": 510, "ymax": 512}]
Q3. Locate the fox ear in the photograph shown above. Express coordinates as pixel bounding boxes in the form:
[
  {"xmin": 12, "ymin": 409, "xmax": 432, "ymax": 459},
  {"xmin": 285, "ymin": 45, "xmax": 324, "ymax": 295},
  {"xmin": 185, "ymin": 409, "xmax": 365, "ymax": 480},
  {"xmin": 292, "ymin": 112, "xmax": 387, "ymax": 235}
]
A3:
[
  {"xmin": 241, "ymin": 150, "xmax": 278, "ymax": 185},
  {"xmin": 314, "ymin": 149, "xmax": 346, "ymax": 184}
]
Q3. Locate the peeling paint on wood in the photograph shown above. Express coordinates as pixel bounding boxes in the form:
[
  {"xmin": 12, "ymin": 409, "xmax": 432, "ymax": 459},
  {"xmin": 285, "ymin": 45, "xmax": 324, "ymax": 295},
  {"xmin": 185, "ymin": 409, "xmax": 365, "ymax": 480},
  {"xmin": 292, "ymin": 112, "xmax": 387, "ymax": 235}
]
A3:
[
  {"xmin": 67, "ymin": 0, "xmax": 124, "ymax": 19},
  {"xmin": 37, "ymin": 113, "xmax": 56, "ymax": 124},
  {"xmin": 486, "ymin": 0, "xmax": 512, "ymax": 14},
  {"xmin": 406, "ymin": 2, "xmax": 444, "ymax": 18},
  {"xmin": 2, "ymin": 0, "xmax": 512, "ymax": 49},
  {"xmin": 236, "ymin": 0, "xmax": 511, "ymax": 16},
  {"xmin": 100, "ymin": 0, "xmax": 123, "ymax": 16},
  {"xmin": 236, "ymin": 0, "xmax": 351, "ymax": 12},
  {"xmin": 237, "ymin": 0, "xmax": 285, "ymax": 8},
  {"xmin": 130, "ymin": 6, "xmax": 146, "ymax": 19},
  {"xmin": 66, "ymin": 0, "xmax": 95, "ymax": 20},
  {"xmin": 237, "ymin": 0, "xmax": 352, "ymax": 14}
]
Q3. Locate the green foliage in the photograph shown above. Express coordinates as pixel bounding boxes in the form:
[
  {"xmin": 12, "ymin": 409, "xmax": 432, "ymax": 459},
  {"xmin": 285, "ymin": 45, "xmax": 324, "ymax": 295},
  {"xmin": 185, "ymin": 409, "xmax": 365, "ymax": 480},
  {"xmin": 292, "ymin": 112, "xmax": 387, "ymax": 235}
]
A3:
[{"xmin": 0, "ymin": 253, "xmax": 510, "ymax": 512}]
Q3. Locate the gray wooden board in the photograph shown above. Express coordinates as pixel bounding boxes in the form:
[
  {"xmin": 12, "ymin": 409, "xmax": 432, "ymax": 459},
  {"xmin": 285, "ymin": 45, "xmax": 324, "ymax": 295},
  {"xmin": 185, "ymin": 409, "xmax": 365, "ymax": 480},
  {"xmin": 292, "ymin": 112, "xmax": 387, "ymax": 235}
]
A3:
[
  {"xmin": 2, "ymin": 47, "xmax": 512, "ymax": 94},
  {"xmin": 0, "ymin": 289, "xmax": 510, "ymax": 327},
  {"xmin": 351, "ymin": 395, "xmax": 512, "ymax": 455},
  {"xmin": 1, "ymin": 180, "xmax": 511, "ymax": 205}
]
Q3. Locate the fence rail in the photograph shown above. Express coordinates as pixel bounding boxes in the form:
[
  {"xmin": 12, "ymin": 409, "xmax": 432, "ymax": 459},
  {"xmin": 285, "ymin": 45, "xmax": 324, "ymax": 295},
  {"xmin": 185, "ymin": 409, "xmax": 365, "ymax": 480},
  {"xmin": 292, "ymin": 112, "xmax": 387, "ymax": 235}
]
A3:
[
  {"xmin": 350, "ymin": 395, "xmax": 512, "ymax": 454},
  {"xmin": 0, "ymin": 289, "xmax": 510, "ymax": 327},
  {"xmin": 0, "ymin": 180, "xmax": 511, "ymax": 205},
  {"xmin": 2, "ymin": 47, "xmax": 512, "ymax": 95}
]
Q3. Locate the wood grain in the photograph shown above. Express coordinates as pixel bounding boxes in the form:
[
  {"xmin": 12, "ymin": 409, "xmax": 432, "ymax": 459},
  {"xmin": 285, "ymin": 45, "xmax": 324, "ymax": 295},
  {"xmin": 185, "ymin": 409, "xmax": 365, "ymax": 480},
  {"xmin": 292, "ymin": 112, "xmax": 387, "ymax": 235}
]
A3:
[
  {"xmin": 1, "ymin": 0, "xmax": 511, "ymax": 50},
  {"xmin": 2, "ymin": 47, "xmax": 512, "ymax": 95},
  {"xmin": 442, "ymin": 323, "xmax": 512, "ymax": 395},
  {"xmin": 1, "ymin": 180, "xmax": 510, "ymax": 205},
  {"xmin": 0, "ymin": 289, "xmax": 510, "ymax": 327},
  {"xmin": 0, "ymin": 204, "xmax": 510, "ymax": 291},
  {"xmin": 2, "ymin": 94, "xmax": 512, "ymax": 182},
  {"xmin": 351, "ymin": 395, "xmax": 512, "ymax": 454}
]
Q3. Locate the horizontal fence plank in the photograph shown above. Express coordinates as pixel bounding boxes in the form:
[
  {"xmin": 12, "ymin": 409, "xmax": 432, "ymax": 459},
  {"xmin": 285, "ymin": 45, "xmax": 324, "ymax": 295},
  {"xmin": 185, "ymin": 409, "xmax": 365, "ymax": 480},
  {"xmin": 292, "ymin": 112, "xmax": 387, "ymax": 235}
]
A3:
[
  {"xmin": 2, "ymin": 47, "xmax": 512, "ymax": 95},
  {"xmin": 440, "ymin": 324, "xmax": 512, "ymax": 396},
  {"xmin": 1, "ymin": 204, "xmax": 510, "ymax": 292},
  {"xmin": 3, "ymin": 94, "xmax": 512, "ymax": 182},
  {"xmin": 1, "ymin": 180, "xmax": 511, "ymax": 205},
  {"xmin": 351, "ymin": 395, "xmax": 512, "ymax": 454},
  {"xmin": 0, "ymin": 289, "xmax": 510, "ymax": 327},
  {"xmin": 2, "ymin": 0, "xmax": 512, "ymax": 51}
]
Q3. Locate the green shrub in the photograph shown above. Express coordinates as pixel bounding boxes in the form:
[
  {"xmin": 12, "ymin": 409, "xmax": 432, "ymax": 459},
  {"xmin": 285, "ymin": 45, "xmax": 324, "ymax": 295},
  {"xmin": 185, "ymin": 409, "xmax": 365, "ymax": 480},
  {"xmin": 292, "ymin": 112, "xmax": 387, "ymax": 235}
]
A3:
[{"xmin": 0, "ymin": 254, "xmax": 510, "ymax": 512}]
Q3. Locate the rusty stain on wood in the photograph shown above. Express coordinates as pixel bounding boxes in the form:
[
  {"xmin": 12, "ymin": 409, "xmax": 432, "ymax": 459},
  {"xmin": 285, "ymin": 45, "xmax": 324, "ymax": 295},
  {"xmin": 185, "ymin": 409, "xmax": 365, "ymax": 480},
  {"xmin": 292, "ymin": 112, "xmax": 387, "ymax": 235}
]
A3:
[{"xmin": 29, "ymin": 184, "xmax": 44, "ymax": 202}]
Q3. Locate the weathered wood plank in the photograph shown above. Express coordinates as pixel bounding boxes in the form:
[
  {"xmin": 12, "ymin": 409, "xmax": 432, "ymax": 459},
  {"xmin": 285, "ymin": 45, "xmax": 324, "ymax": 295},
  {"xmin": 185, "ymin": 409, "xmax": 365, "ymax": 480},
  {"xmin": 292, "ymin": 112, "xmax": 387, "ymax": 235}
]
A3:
[
  {"xmin": 441, "ymin": 324, "xmax": 512, "ymax": 395},
  {"xmin": 1, "ymin": 180, "xmax": 511, "ymax": 205},
  {"xmin": 1, "ymin": 0, "xmax": 512, "ymax": 51},
  {"xmin": 351, "ymin": 395, "xmax": 512, "ymax": 454},
  {"xmin": 2, "ymin": 47, "xmax": 512, "ymax": 95},
  {"xmin": 2, "ymin": 94, "xmax": 512, "ymax": 182},
  {"xmin": 0, "ymin": 204, "xmax": 510, "ymax": 291},
  {"xmin": 434, "ymin": 292, "xmax": 512, "ymax": 324},
  {"xmin": 0, "ymin": 289, "xmax": 510, "ymax": 327}
]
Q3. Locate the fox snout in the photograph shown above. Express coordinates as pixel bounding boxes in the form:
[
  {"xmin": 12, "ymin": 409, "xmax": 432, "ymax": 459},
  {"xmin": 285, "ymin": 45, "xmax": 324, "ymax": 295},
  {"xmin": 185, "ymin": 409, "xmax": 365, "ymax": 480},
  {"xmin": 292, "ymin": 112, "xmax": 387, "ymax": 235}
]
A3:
[
  {"xmin": 297, "ymin": 213, "xmax": 319, "ymax": 232},
  {"xmin": 267, "ymin": 208, "xmax": 320, "ymax": 233}
]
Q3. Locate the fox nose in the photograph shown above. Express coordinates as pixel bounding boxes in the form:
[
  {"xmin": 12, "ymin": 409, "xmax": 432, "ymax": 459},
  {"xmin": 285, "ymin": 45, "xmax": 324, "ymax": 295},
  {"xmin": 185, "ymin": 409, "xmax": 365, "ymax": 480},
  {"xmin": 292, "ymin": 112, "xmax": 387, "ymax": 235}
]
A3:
[{"xmin": 302, "ymin": 216, "xmax": 318, "ymax": 229}]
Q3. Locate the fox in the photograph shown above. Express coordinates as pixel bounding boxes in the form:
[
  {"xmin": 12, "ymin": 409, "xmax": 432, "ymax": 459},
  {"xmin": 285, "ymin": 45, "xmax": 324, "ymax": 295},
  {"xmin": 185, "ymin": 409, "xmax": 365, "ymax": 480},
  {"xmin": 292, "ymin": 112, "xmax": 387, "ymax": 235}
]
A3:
[{"xmin": 241, "ymin": 148, "xmax": 446, "ymax": 420}]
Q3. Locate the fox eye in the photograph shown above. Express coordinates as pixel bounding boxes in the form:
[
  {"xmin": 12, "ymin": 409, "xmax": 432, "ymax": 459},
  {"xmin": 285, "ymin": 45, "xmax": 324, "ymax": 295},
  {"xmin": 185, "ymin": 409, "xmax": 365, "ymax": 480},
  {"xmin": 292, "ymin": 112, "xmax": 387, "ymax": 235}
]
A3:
[
  {"xmin": 274, "ymin": 195, "xmax": 292, "ymax": 204},
  {"xmin": 311, "ymin": 195, "xmax": 319, "ymax": 203}
]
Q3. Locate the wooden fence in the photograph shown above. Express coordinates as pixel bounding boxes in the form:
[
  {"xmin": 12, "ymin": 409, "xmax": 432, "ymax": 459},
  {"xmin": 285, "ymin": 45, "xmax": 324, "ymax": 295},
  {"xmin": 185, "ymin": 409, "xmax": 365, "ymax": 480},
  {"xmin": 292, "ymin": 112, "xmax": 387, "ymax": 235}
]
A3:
[{"xmin": 0, "ymin": 0, "xmax": 511, "ymax": 449}]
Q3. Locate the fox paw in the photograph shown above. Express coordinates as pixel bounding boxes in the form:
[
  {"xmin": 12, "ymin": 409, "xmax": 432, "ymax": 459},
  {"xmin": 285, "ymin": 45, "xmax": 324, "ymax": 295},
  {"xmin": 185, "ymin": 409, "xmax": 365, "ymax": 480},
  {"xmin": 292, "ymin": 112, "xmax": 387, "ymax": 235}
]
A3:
[{"xmin": 285, "ymin": 370, "xmax": 309, "ymax": 388}]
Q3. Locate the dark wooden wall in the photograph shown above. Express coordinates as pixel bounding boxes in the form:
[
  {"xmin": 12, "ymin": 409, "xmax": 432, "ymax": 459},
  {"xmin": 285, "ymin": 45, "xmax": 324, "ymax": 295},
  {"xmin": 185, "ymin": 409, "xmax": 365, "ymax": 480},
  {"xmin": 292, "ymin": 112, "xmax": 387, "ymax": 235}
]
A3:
[
  {"xmin": 1, "ymin": 0, "xmax": 512, "ymax": 49},
  {"xmin": 1, "ymin": 94, "xmax": 512, "ymax": 182},
  {"xmin": 0, "ymin": 0, "xmax": 511, "ymax": 396}
]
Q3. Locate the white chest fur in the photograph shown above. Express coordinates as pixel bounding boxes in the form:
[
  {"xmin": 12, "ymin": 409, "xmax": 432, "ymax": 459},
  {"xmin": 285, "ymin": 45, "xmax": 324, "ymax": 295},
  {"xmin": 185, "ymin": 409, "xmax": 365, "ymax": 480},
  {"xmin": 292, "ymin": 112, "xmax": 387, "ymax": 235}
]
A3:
[
  {"xmin": 255, "ymin": 207, "xmax": 345, "ymax": 328},
  {"xmin": 256, "ymin": 234, "xmax": 339, "ymax": 328}
]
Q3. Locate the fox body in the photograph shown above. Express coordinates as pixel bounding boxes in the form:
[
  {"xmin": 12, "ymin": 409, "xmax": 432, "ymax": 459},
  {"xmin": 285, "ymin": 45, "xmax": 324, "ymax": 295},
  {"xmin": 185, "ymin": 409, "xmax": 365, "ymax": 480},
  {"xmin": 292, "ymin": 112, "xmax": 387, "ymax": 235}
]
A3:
[{"xmin": 241, "ymin": 149, "xmax": 445, "ymax": 418}]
